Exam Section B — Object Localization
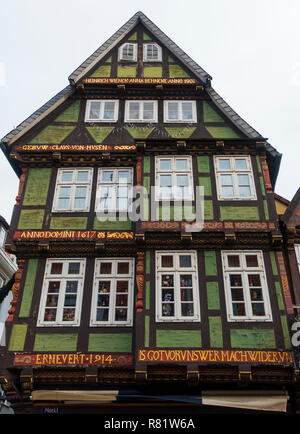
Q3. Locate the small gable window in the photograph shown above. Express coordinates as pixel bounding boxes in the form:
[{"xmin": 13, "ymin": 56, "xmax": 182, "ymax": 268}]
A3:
[
  {"xmin": 119, "ymin": 43, "xmax": 137, "ymax": 61},
  {"xmin": 85, "ymin": 100, "xmax": 119, "ymax": 122},
  {"xmin": 143, "ymin": 43, "xmax": 162, "ymax": 62}
]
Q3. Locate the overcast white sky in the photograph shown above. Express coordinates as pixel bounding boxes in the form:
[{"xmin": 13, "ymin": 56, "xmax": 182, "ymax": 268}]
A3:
[{"xmin": 0, "ymin": 0, "xmax": 299, "ymax": 223}]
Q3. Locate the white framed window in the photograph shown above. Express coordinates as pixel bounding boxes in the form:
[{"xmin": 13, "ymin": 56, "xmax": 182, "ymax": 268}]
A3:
[
  {"xmin": 118, "ymin": 43, "xmax": 137, "ymax": 61},
  {"xmin": 125, "ymin": 100, "xmax": 158, "ymax": 123},
  {"xmin": 222, "ymin": 251, "xmax": 272, "ymax": 322},
  {"xmin": 0, "ymin": 227, "xmax": 7, "ymax": 249},
  {"xmin": 156, "ymin": 251, "xmax": 200, "ymax": 322},
  {"xmin": 214, "ymin": 155, "xmax": 257, "ymax": 200},
  {"xmin": 52, "ymin": 168, "xmax": 93, "ymax": 212},
  {"xmin": 85, "ymin": 100, "xmax": 119, "ymax": 122},
  {"xmin": 96, "ymin": 168, "xmax": 133, "ymax": 212},
  {"xmin": 164, "ymin": 100, "xmax": 197, "ymax": 123},
  {"xmin": 155, "ymin": 156, "xmax": 194, "ymax": 201},
  {"xmin": 37, "ymin": 258, "xmax": 86, "ymax": 326},
  {"xmin": 90, "ymin": 258, "xmax": 134, "ymax": 326},
  {"xmin": 296, "ymin": 245, "xmax": 300, "ymax": 275},
  {"xmin": 143, "ymin": 43, "xmax": 162, "ymax": 61}
]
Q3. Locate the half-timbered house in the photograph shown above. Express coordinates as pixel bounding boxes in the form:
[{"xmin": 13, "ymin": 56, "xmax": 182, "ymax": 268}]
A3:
[{"xmin": 0, "ymin": 11, "xmax": 298, "ymax": 414}]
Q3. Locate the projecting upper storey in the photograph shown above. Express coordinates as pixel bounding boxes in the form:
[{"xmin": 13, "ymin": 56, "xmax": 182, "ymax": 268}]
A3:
[{"xmin": 1, "ymin": 11, "xmax": 281, "ymax": 186}]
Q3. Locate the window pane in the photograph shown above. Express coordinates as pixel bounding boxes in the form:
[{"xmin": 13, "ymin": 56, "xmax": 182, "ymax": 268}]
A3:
[
  {"xmin": 160, "ymin": 174, "xmax": 172, "ymax": 186},
  {"xmin": 68, "ymin": 263, "xmax": 80, "ymax": 274},
  {"xmin": 103, "ymin": 101, "xmax": 115, "ymax": 120},
  {"xmin": 117, "ymin": 198, "xmax": 128, "ymax": 210},
  {"xmin": 167, "ymin": 102, "xmax": 178, "ymax": 120},
  {"xmin": 75, "ymin": 186, "xmax": 87, "ymax": 198},
  {"xmin": 89, "ymin": 101, "xmax": 101, "ymax": 119},
  {"xmin": 122, "ymin": 44, "xmax": 134, "ymax": 60},
  {"xmin": 250, "ymin": 288, "xmax": 263, "ymax": 301},
  {"xmin": 239, "ymin": 186, "xmax": 251, "ymax": 197},
  {"xmin": 230, "ymin": 274, "xmax": 242, "ymax": 286},
  {"xmin": 44, "ymin": 309, "xmax": 57, "ymax": 322},
  {"xmin": 231, "ymin": 288, "xmax": 244, "ymax": 301},
  {"xmin": 220, "ymin": 174, "xmax": 233, "ymax": 185},
  {"xmin": 98, "ymin": 281, "xmax": 111, "ymax": 293},
  {"xmin": 251, "ymin": 303, "xmax": 265, "ymax": 316},
  {"xmin": 66, "ymin": 281, "xmax": 78, "ymax": 293},
  {"xmin": 61, "ymin": 171, "xmax": 73, "ymax": 182},
  {"xmin": 129, "ymin": 102, "xmax": 140, "ymax": 119},
  {"xmin": 115, "ymin": 308, "xmax": 127, "ymax": 321},
  {"xmin": 117, "ymin": 262, "xmax": 129, "ymax": 274},
  {"xmin": 96, "ymin": 309, "xmax": 109, "ymax": 321},
  {"xmin": 143, "ymin": 102, "xmax": 154, "ymax": 120},
  {"xmin": 177, "ymin": 174, "xmax": 189, "ymax": 186},
  {"xmin": 179, "ymin": 255, "xmax": 191, "ymax": 268},
  {"xmin": 63, "ymin": 308, "xmax": 75, "ymax": 321},
  {"xmin": 161, "ymin": 256, "xmax": 173, "ymax": 267},
  {"xmin": 162, "ymin": 275, "xmax": 174, "ymax": 287},
  {"xmin": 46, "ymin": 295, "xmax": 58, "ymax": 307},
  {"xmin": 118, "ymin": 186, "xmax": 128, "ymax": 197},
  {"xmin": 118, "ymin": 171, "xmax": 130, "ymax": 183},
  {"xmin": 162, "ymin": 303, "xmax": 174, "ymax": 316},
  {"xmin": 176, "ymin": 159, "xmax": 188, "ymax": 171},
  {"xmin": 77, "ymin": 171, "xmax": 89, "ymax": 182},
  {"xmin": 246, "ymin": 255, "xmax": 258, "ymax": 268},
  {"xmin": 74, "ymin": 198, "xmax": 86, "ymax": 209},
  {"xmin": 235, "ymin": 159, "xmax": 247, "ymax": 170},
  {"xmin": 58, "ymin": 186, "xmax": 71, "ymax": 197},
  {"xmin": 248, "ymin": 274, "xmax": 261, "ymax": 287},
  {"xmin": 227, "ymin": 255, "xmax": 240, "ymax": 268},
  {"xmin": 182, "ymin": 102, "xmax": 193, "ymax": 120},
  {"xmin": 232, "ymin": 303, "xmax": 246, "ymax": 316},
  {"xmin": 181, "ymin": 303, "xmax": 194, "ymax": 316},
  {"xmin": 101, "ymin": 171, "xmax": 114, "ymax": 182},
  {"xmin": 116, "ymin": 281, "xmax": 128, "ymax": 293},
  {"xmin": 50, "ymin": 263, "xmax": 63, "ymax": 275},
  {"xmin": 64, "ymin": 294, "xmax": 77, "ymax": 307},
  {"xmin": 221, "ymin": 186, "xmax": 234, "ymax": 197},
  {"xmin": 100, "ymin": 263, "xmax": 112, "ymax": 274},
  {"xmin": 48, "ymin": 281, "xmax": 60, "ymax": 293},
  {"xmin": 57, "ymin": 198, "xmax": 70, "ymax": 209},
  {"xmin": 181, "ymin": 288, "xmax": 193, "ymax": 301},
  {"xmin": 218, "ymin": 159, "xmax": 231, "ymax": 170},
  {"xmin": 159, "ymin": 159, "xmax": 172, "ymax": 171},
  {"xmin": 237, "ymin": 174, "xmax": 250, "ymax": 185}
]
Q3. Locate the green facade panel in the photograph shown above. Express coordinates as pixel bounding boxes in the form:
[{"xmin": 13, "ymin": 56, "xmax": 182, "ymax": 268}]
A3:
[
  {"xmin": 156, "ymin": 330, "xmax": 202, "ymax": 348},
  {"xmin": 23, "ymin": 168, "xmax": 52, "ymax": 206},
  {"xmin": 19, "ymin": 259, "xmax": 38, "ymax": 318},
  {"xmin": 230, "ymin": 329, "xmax": 276, "ymax": 349},
  {"xmin": 34, "ymin": 334, "xmax": 78, "ymax": 351},
  {"xmin": 88, "ymin": 333, "xmax": 132, "ymax": 352},
  {"xmin": 18, "ymin": 209, "xmax": 45, "ymax": 229}
]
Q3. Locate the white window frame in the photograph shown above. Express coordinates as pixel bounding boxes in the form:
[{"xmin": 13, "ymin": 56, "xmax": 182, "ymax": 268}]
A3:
[
  {"xmin": 156, "ymin": 251, "xmax": 200, "ymax": 322},
  {"xmin": 118, "ymin": 43, "xmax": 137, "ymax": 61},
  {"xmin": 143, "ymin": 43, "xmax": 162, "ymax": 62},
  {"xmin": 90, "ymin": 258, "xmax": 134, "ymax": 326},
  {"xmin": 37, "ymin": 258, "xmax": 86, "ymax": 327},
  {"xmin": 222, "ymin": 250, "xmax": 272, "ymax": 322},
  {"xmin": 85, "ymin": 100, "xmax": 119, "ymax": 122},
  {"xmin": 124, "ymin": 100, "xmax": 158, "ymax": 123},
  {"xmin": 164, "ymin": 100, "xmax": 197, "ymax": 123},
  {"xmin": 52, "ymin": 168, "xmax": 93, "ymax": 212},
  {"xmin": 155, "ymin": 156, "xmax": 194, "ymax": 201},
  {"xmin": 214, "ymin": 155, "xmax": 257, "ymax": 200},
  {"xmin": 296, "ymin": 245, "xmax": 300, "ymax": 275},
  {"xmin": 95, "ymin": 167, "xmax": 133, "ymax": 213}
]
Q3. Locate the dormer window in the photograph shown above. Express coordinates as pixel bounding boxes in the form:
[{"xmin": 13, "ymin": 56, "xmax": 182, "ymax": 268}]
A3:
[
  {"xmin": 119, "ymin": 43, "xmax": 137, "ymax": 61},
  {"xmin": 143, "ymin": 43, "xmax": 162, "ymax": 62}
]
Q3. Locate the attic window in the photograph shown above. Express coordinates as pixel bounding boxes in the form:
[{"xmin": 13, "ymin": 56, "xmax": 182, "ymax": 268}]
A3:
[
  {"xmin": 85, "ymin": 100, "xmax": 119, "ymax": 122},
  {"xmin": 143, "ymin": 43, "xmax": 162, "ymax": 62},
  {"xmin": 119, "ymin": 43, "xmax": 137, "ymax": 61}
]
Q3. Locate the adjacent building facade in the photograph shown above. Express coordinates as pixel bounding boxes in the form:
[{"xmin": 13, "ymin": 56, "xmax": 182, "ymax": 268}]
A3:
[{"xmin": 0, "ymin": 12, "xmax": 298, "ymax": 414}]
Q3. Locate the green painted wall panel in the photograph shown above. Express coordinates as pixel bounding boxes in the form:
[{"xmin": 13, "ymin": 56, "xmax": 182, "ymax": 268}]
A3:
[
  {"xmin": 220, "ymin": 206, "xmax": 259, "ymax": 221},
  {"xmin": 145, "ymin": 316, "xmax": 150, "ymax": 348},
  {"xmin": 230, "ymin": 329, "xmax": 276, "ymax": 349},
  {"xmin": 30, "ymin": 125, "xmax": 75, "ymax": 144},
  {"xmin": 259, "ymin": 176, "xmax": 266, "ymax": 196},
  {"xmin": 19, "ymin": 259, "xmax": 38, "ymax": 317},
  {"xmin": 263, "ymin": 200, "xmax": 269, "ymax": 220},
  {"xmin": 143, "ymin": 32, "xmax": 151, "ymax": 40},
  {"xmin": 275, "ymin": 281, "xmax": 285, "ymax": 310},
  {"xmin": 50, "ymin": 217, "xmax": 88, "ymax": 230},
  {"xmin": 88, "ymin": 333, "xmax": 132, "ymax": 352},
  {"xmin": 86, "ymin": 126, "xmax": 114, "ymax": 143},
  {"xmin": 169, "ymin": 64, "xmax": 191, "ymax": 78},
  {"xmin": 209, "ymin": 317, "xmax": 223, "ymax": 348},
  {"xmin": 198, "ymin": 177, "xmax": 212, "ymax": 196},
  {"xmin": 204, "ymin": 200, "xmax": 214, "ymax": 220},
  {"xmin": 18, "ymin": 209, "xmax": 44, "ymax": 229},
  {"xmin": 281, "ymin": 316, "xmax": 292, "ymax": 349},
  {"xmin": 205, "ymin": 126, "xmax": 240, "ymax": 139},
  {"xmin": 54, "ymin": 100, "xmax": 80, "ymax": 122},
  {"xmin": 143, "ymin": 176, "xmax": 150, "ymax": 194},
  {"xmin": 207, "ymin": 282, "xmax": 220, "ymax": 310},
  {"xmin": 143, "ymin": 156, "xmax": 150, "ymax": 174},
  {"xmin": 128, "ymin": 32, "xmax": 137, "ymax": 41},
  {"xmin": 117, "ymin": 66, "xmax": 137, "ymax": 77},
  {"xmin": 8, "ymin": 324, "xmax": 28, "ymax": 351},
  {"xmin": 156, "ymin": 330, "xmax": 202, "ymax": 348},
  {"xmin": 145, "ymin": 281, "xmax": 150, "ymax": 309},
  {"xmin": 90, "ymin": 65, "xmax": 111, "ymax": 78},
  {"xmin": 256, "ymin": 155, "xmax": 262, "ymax": 173},
  {"xmin": 157, "ymin": 205, "xmax": 195, "ymax": 221},
  {"xmin": 146, "ymin": 251, "xmax": 150, "ymax": 274},
  {"xmin": 93, "ymin": 217, "xmax": 131, "ymax": 230},
  {"xmin": 126, "ymin": 127, "xmax": 154, "ymax": 139},
  {"xmin": 204, "ymin": 251, "xmax": 217, "ymax": 276},
  {"xmin": 203, "ymin": 101, "xmax": 224, "ymax": 123},
  {"xmin": 165, "ymin": 127, "xmax": 196, "ymax": 139},
  {"xmin": 144, "ymin": 66, "xmax": 163, "ymax": 77},
  {"xmin": 197, "ymin": 156, "xmax": 210, "ymax": 173},
  {"xmin": 23, "ymin": 168, "xmax": 51, "ymax": 206},
  {"xmin": 270, "ymin": 252, "xmax": 279, "ymax": 275},
  {"xmin": 34, "ymin": 334, "xmax": 78, "ymax": 351}
]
